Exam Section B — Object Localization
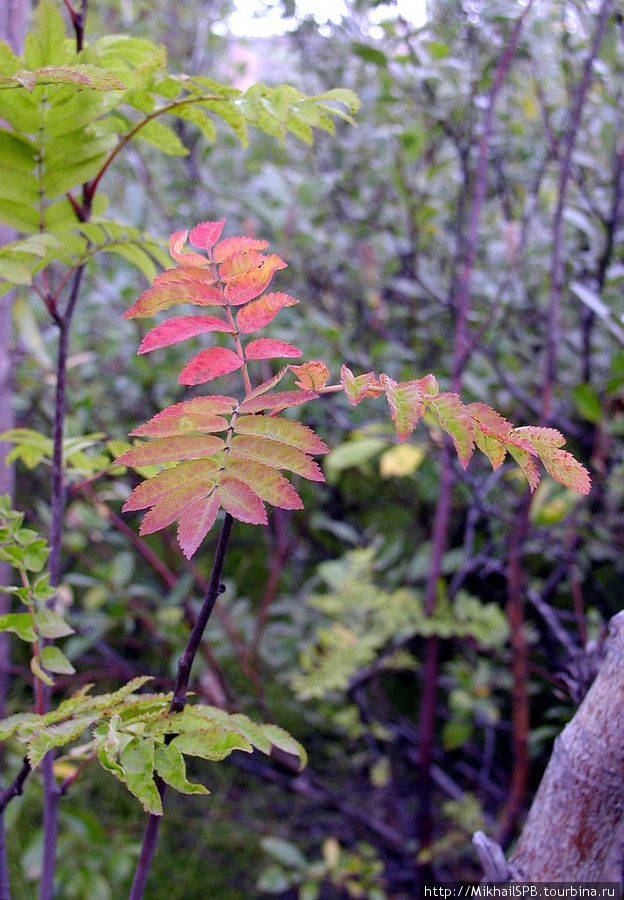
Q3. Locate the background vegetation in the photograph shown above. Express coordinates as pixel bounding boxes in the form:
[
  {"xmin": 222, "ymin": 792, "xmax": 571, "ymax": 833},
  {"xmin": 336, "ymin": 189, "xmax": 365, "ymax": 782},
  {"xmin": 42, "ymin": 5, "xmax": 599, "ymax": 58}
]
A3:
[{"xmin": 0, "ymin": 0, "xmax": 623, "ymax": 897}]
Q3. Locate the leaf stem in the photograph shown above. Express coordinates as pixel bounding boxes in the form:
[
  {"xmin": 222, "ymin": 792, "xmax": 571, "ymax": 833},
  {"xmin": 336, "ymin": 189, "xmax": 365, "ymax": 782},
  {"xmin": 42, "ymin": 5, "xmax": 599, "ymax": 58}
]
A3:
[{"xmin": 127, "ymin": 512, "xmax": 234, "ymax": 900}]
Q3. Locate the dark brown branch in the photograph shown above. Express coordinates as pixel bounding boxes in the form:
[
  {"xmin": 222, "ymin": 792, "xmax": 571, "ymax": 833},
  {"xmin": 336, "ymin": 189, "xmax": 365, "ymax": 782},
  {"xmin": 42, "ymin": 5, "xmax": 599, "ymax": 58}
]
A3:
[
  {"xmin": 127, "ymin": 514, "xmax": 234, "ymax": 900},
  {"xmin": 542, "ymin": 0, "xmax": 613, "ymax": 419}
]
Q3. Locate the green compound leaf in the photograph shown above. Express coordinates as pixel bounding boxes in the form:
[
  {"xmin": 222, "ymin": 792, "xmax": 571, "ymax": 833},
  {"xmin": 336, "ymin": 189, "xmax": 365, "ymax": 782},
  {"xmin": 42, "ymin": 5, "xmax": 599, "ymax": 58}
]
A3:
[
  {"xmin": 121, "ymin": 737, "xmax": 163, "ymax": 815},
  {"xmin": 0, "ymin": 612, "xmax": 36, "ymax": 642},
  {"xmin": 153, "ymin": 743, "xmax": 209, "ymax": 795},
  {"xmin": 172, "ymin": 726, "xmax": 253, "ymax": 761},
  {"xmin": 27, "ymin": 715, "xmax": 99, "ymax": 768},
  {"xmin": 0, "ymin": 65, "xmax": 126, "ymax": 92},
  {"xmin": 40, "ymin": 645, "xmax": 75, "ymax": 675}
]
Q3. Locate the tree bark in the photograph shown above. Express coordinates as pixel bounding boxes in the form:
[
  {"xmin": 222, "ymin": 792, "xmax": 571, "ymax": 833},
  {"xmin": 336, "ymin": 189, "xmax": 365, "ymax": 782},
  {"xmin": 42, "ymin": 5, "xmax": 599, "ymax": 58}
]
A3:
[{"xmin": 490, "ymin": 611, "xmax": 624, "ymax": 879}]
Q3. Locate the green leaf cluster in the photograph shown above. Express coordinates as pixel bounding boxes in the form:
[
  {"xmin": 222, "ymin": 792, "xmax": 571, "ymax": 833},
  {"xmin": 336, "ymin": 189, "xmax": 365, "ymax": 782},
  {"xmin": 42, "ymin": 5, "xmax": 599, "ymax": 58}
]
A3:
[
  {"xmin": 0, "ymin": 496, "xmax": 74, "ymax": 684},
  {"xmin": 258, "ymin": 836, "xmax": 387, "ymax": 900},
  {"xmin": 0, "ymin": 676, "xmax": 306, "ymax": 814},
  {"xmin": 293, "ymin": 548, "xmax": 509, "ymax": 701}
]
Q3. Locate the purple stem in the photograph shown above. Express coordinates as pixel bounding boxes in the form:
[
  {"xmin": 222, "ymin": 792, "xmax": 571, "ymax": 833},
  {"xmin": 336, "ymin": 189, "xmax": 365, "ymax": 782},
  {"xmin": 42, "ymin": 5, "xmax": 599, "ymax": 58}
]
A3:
[{"xmin": 127, "ymin": 513, "xmax": 234, "ymax": 900}]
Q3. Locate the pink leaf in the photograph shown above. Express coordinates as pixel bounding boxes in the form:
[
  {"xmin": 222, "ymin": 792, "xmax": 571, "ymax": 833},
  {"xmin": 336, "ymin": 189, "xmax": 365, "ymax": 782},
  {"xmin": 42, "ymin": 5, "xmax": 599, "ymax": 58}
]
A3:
[
  {"xmin": 114, "ymin": 435, "xmax": 225, "ymax": 467},
  {"xmin": 213, "ymin": 235, "xmax": 269, "ymax": 264},
  {"xmin": 229, "ymin": 435, "xmax": 325, "ymax": 482},
  {"xmin": 218, "ymin": 477, "xmax": 267, "ymax": 525},
  {"xmin": 234, "ymin": 415, "xmax": 328, "ymax": 455},
  {"xmin": 179, "ymin": 348, "xmax": 244, "ymax": 385},
  {"xmin": 224, "ymin": 256, "xmax": 287, "ymax": 306},
  {"xmin": 245, "ymin": 339, "xmax": 302, "ymax": 360},
  {"xmin": 238, "ymin": 390, "xmax": 318, "ymax": 414},
  {"xmin": 138, "ymin": 316, "xmax": 233, "ymax": 353},
  {"xmin": 123, "ymin": 459, "xmax": 220, "ymax": 511},
  {"xmin": 169, "ymin": 230, "xmax": 209, "ymax": 267},
  {"xmin": 341, "ymin": 366, "xmax": 379, "ymax": 406},
  {"xmin": 225, "ymin": 458, "xmax": 304, "ymax": 510},
  {"xmin": 380, "ymin": 374, "xmax": 425, "ymax": 443},
  {"xmin": 236, "ymin": 292, "xmax": 299, "ymax": 333},
  {"xmin": 130, "ymin": 412, "xmax": 229, "ymax": 439},
  {"xmin": 189, "ymin": 219, "xmax": 225, "ymax": 250},
  {"xmin": 139, "ymin": 483, "xmax": 212, "ymax": 535},
  {"xmin": 123, "ymin": 282, "xmax": 223, "ymax": 319},
  {"xmin": 289, "ymin": 361, "xmax": 330, "ymax": 391},
  {"xmin": 177, "ymin": 493, "xmax": 221, "ymax": 558}
]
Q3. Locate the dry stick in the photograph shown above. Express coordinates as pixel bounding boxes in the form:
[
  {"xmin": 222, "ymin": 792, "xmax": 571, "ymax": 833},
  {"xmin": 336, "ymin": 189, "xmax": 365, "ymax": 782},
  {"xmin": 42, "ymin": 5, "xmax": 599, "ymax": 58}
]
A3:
[
  {"xmin": 127, "ymin": 513, "xmax": 234, "ymax": 900},
  {"xmin": 416, "ymin": 4, "xmax": 532, "ymax": 861},
  {"xmin": 497, "ymin": 0, "xmax": 613, "ymax": 848}
]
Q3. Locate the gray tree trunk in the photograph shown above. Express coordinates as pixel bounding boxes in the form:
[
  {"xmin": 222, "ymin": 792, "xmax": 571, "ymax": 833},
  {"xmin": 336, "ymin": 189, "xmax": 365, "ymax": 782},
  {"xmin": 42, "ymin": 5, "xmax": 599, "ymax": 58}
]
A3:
[{"xmin": 476, "ymin": 611, "xmax": 624, "ymax": 881}]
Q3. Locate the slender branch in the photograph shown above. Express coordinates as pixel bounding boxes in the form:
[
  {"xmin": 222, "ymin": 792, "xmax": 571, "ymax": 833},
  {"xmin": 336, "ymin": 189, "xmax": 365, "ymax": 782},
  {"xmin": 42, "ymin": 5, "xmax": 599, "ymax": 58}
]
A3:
[
  {"xmin": 127, "ymin": 513, "xmax": 234, "ymax": 900},
  {"xmin": 417, "ymin": 5, "xmax": 533, "ymax": 865},
  {"xmin": 0, "ymin": 759, "xmax": 31, "ymax": 814},
  {"xmin": 542, "ymin": 0, "xmax": 613, "ymax": 419},
  {"xmin": 84, "ymin": 94, "xmax": 225, "ymax": 204},
  {"xmin": 452, "ymin": 0, "xmax": 533, "ymax": 384}
]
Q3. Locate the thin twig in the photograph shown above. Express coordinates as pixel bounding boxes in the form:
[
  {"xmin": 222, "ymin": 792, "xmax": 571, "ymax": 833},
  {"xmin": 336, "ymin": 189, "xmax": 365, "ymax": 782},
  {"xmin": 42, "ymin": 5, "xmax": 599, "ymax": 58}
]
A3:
[{"xmin": 127, "ymin": 514, "xmax": 234, "ymax": 900}]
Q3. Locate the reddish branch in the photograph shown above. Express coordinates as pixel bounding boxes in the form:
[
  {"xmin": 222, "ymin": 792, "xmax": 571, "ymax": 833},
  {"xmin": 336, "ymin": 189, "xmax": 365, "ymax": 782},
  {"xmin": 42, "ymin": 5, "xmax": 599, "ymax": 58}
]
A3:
[
  {"xmin": 128, "ymin": 514, "xmax": 234, "ymax": 900},
  {"xmin": 417, "ymin": 3, "xmax": 532, "ymax": 862},
  {"xmin": 542, "ymin": 0, "xmax": 613, "ymax": 420}
]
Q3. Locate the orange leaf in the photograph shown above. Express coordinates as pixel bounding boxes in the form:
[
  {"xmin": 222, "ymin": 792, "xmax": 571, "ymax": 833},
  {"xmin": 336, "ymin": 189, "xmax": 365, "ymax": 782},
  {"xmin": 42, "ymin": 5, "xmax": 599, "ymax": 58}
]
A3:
[
  {"xmin": 224, "ymin": 256, "xmax": 287, "ymax": 306},
  {"xmin": 236, "ymin": 292, "xmax": 299, "ymax": 333},
  {"xmin": 179, "ymin": 348, "xmax": 244, "ymax": 385},
  {"xmin": 289, "ymin": 361, "xmax": 330, "ymax": 391},
  {"xmin": 219, "ymin": 250, "xmax": 269, "ymax": 280},
  {"xmin": 213, "ymin": 235, "xmax": 269, "ymax": 264}
]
